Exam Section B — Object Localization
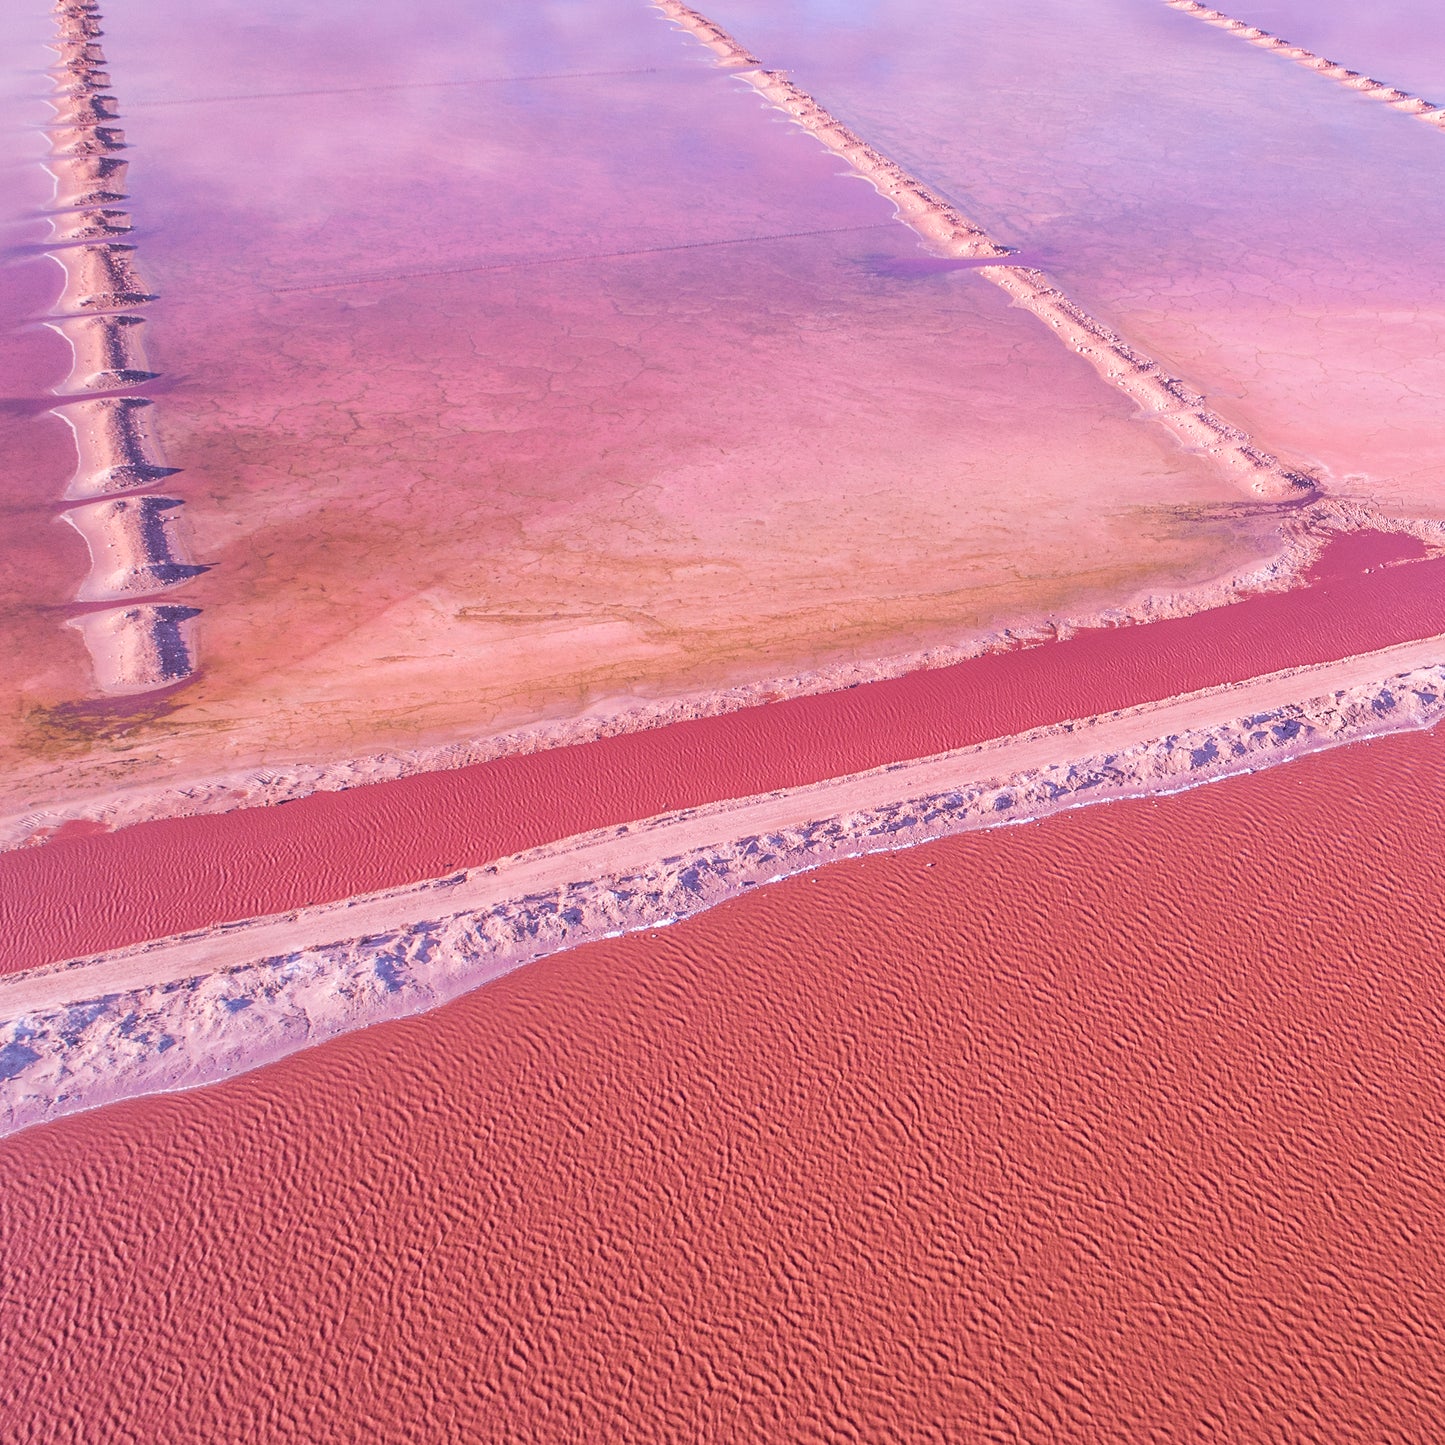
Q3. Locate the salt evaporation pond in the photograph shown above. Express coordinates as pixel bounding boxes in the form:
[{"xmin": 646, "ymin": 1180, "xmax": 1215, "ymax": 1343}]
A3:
[{"xmin": 3, "ymin": 0, "xmax": 1274, "ymax": 813}]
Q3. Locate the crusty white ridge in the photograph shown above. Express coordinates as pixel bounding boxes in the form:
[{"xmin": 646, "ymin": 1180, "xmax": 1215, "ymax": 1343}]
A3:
[
  {"xmin": 652, "ymin": 0, "xmax": 1315, "ymax": 500},
  {"xmin": 1163, "ymin": 0, "xmax": 1445, "ymax": 130},
  {"xmin": 44, "ymin": 1, "xmax": 203, "ymax": 693},
  {"xmin": 6, "ymin": 503, "xmax": 1438, "ymax": 850},
  {"xmin": 3, "ymin": 648, "xmax": 1444, "ymax": 1137}
]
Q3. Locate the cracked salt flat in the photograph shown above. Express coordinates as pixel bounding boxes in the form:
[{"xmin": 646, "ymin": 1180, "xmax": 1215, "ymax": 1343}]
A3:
[
  {"xmin": 700, "ymin": 0, "xmax": 1445, "ymax": 511},
  {"xmin": 2, "ymin": 0, "xmax": 1274, "ymax": 811}
]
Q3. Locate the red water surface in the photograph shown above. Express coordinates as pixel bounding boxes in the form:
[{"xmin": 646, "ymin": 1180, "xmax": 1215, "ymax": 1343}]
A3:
[
  {"xmin": 5, "ymin": 528, "xmax": 1442, "ymax": 972},
  {"xmin": 5, "ymin": 721, "xmax": 1445, "ymax": 1438}
]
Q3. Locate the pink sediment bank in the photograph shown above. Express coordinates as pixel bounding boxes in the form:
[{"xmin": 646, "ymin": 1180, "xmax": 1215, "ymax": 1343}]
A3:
[{"xmin": 2, "ymin": 529, "xmax": 1440, "ymax": 973}]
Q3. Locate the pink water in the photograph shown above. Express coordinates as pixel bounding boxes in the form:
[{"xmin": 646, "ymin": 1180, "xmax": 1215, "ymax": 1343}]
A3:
[
  {"xmin": 3, "ymin": 528, "xmax": 1437, "ymax": 973},
  {"xmin": 0, "ymin": 0, "xmax": 1258, "ymax": 792},
  {"xmin": 1219, "ymin": 0, "xmax": 1445, "ymax": 100},
  {"xmin": 702, "ymin": 0, "xmax": 1445, "ymax": 503}
]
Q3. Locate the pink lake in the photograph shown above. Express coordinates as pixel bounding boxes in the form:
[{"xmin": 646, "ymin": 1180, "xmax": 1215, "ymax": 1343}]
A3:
[
  {"xmin": 701, "ymin": 0, "xmax": 1445, "ymax": 510},
  {"xmin": 4, "ymin": 0, "xmax": 1272, "ymax": 813}
]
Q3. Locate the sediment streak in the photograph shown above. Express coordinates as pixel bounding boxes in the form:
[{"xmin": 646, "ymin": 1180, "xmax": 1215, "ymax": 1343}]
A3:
[
  {"xmin": 652, "ymin": 0, "xmax": 1315, "ymax": 500},
  {"xmin": 44, "ymin": 1, "xmax": 202, "ymax": 693},
  {"xmin": 2, "ymin": 637, "xmax": 1443, "ymax": 1136},
  {"xmin": 1162, "ymin": 1, "xmax": 1445, "ymax": 130}
]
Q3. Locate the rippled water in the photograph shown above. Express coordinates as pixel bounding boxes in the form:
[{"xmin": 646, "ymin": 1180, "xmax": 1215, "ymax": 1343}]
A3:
[{"xmin": 8, "ymin": 719, "xmax": 1445, "ymax": 1436}]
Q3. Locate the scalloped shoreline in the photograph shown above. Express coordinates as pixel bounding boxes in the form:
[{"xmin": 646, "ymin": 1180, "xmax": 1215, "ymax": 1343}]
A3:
[{"xmin": 44, "ymin": 0, "xmax": 204, "ymax": 694}]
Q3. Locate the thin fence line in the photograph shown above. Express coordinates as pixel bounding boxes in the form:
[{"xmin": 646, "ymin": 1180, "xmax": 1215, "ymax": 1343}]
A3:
[
  {"xmin": 272, "ymin": 222, "xmax": 897, "ymax": 294},
  {"xmin": 129, "ymin": 67, "xmax": 677, "ymax": 108}
]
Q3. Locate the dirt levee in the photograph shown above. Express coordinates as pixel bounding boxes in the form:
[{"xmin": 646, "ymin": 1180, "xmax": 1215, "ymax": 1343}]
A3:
[{"xmin": 4, "ymin": 529, "xmax": 1442, "ymax": 971}]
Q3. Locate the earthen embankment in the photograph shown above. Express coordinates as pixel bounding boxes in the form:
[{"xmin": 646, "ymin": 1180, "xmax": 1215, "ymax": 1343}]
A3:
[{"xmin": 44, "ymin": 0, "xmax": 203, "ymax": 693}]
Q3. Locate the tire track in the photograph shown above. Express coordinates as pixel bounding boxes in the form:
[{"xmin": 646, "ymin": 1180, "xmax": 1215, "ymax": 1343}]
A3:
[{"xmin": 273, "ymin": 221, "xmax": 894, "ymax": 294}]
